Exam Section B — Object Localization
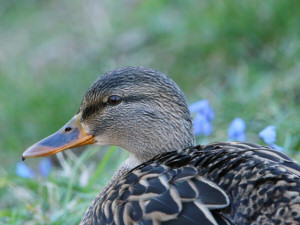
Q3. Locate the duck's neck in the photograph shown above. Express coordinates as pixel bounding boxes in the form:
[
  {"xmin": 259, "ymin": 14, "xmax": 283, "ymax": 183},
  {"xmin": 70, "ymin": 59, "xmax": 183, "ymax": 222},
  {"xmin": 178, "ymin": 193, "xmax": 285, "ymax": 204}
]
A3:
[
  {"xmin": 97, "ymin": 117, "xmax": 196, "ymax": 197},
  {"xmin": 98, "ymin": 154, "xmax": 142, "ymax": 198},
  {"xmin": 81, "ymin": 154, "xmax": 140, "ymax": 224},
  {"xmin": 100, "ymin": 131, "xmax": 195, "ymax": 196}
]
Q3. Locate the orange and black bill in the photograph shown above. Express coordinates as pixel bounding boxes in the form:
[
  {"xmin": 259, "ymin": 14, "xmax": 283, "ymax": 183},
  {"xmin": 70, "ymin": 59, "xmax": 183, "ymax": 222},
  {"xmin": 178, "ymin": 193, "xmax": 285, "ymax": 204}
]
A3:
[{"xmin": 22, "ymin": 115, "xmax": 95, "ymax": 160}]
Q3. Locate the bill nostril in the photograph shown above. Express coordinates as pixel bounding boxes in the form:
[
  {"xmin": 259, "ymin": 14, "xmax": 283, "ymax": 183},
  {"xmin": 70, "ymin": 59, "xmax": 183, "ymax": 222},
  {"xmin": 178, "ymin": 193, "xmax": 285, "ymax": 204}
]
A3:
[{"xmin": 65, "ymin": 127, "xmax": 72, "ymax": 132}]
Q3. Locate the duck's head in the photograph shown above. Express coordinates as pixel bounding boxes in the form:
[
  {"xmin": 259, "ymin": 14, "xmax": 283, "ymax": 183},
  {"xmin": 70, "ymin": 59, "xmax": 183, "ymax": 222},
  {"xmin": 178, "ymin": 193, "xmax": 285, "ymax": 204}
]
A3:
[{"xmin": 22, "ymin": 67, "xmax": 195, "ymax": 162}]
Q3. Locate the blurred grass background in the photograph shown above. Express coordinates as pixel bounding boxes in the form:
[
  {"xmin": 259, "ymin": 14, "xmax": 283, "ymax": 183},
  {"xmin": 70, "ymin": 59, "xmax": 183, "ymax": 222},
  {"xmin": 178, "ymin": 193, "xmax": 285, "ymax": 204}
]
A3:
[{"xmin": 0, "ymin": 0, "xmax": 300, "ymax": 224}]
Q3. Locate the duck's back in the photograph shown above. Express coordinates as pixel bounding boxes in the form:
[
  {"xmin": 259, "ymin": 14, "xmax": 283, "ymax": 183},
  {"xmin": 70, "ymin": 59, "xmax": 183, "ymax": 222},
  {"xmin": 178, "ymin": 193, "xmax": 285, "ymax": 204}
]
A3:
[
  {"xmin": 81, "ymin": 142, "xmax": 300, "ymax": 225},
  {"xmin": 193, "ymin": 142, "xmax": 300, "ymax": 224}
]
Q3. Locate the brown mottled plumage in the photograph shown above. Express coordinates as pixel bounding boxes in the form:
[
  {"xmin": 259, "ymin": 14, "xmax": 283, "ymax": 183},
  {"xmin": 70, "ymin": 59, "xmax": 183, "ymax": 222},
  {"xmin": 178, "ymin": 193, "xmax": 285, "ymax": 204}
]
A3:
[
  {"xmin": 81, "ymin": 143, "xmax": 300, "ymax": 225},
  {"xmin": 23, "ymin": 67, "xmax": 300, "ymax": 225}
]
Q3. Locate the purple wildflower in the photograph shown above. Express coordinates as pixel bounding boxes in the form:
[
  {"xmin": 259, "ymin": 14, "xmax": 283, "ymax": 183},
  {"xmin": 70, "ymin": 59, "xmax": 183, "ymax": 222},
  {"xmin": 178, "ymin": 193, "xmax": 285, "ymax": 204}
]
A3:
[
  {"xmin": 259, "ymin": 126, "xmax": 276, "ymax": 144},
  {"xmin": 228, "ymin": 118, "xmax": 246, "ymax": 141},
  {"xmin": 189, "ymin": 100, "xmax": 215, "ymax": 121},
  {"xmin": 16, "ymin": 162, "xmax": 36, "ymax": 179},
  {"xmin": 189, "ymin": 100, "xmax": 214, "ymax": 136},
  {"xmin": 39, "ymin": 158, "xmax": 53, "ymax": 177},
  {"xmin": 193, "ymin": 113, "xmax": 213, "ymax": 136},
  {"xmin": 259, "ymin": 125, "xmax": 283, "ymax": 152},
  {"xmin": 271, "ymin": 144, "xmax": 283, "ymax": 152}
]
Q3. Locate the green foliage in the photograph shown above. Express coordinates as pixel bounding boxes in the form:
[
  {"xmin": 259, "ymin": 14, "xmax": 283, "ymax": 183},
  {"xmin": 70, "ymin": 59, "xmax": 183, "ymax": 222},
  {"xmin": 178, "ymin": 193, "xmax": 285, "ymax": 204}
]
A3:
[
  {"xmin": 0, "ymin": 146, "xmax": 128, "ymax": 224},
  {"xmin": 0, "ymin": 0, "xmax": 299, "ymax": 224}
]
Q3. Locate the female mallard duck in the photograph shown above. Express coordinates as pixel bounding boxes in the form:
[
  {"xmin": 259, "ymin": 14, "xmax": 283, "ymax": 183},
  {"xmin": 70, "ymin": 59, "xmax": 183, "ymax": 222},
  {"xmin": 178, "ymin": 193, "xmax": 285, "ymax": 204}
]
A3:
[{"xmin": 23, "ymin": 67, "xmax": 300, "ymax": 225}]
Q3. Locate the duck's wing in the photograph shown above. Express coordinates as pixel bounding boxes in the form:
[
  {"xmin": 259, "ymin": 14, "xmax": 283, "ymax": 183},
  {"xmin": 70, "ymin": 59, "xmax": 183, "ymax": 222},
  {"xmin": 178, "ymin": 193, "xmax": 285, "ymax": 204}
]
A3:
[
  {"xmin": 97, "ymin": 162, "xmax": 231, "ymax": 225},
  {"xmin": 192, "ymin": 142, "xmax": 300, "ymax": 224},
  {"xmin": 85, "ymin": 142, "xmax": 300, "ymax": 225},
  {"xmin": 199, "ymin": 142, "xmax": 300, "ymax": 176}
]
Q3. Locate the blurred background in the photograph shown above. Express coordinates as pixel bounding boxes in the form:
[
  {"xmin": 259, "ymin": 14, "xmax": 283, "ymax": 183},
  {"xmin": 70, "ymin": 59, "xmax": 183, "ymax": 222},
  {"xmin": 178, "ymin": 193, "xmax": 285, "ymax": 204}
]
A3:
[{"xmin": 1, "ymin": 0, "xmax": 300, "ymax": 224}]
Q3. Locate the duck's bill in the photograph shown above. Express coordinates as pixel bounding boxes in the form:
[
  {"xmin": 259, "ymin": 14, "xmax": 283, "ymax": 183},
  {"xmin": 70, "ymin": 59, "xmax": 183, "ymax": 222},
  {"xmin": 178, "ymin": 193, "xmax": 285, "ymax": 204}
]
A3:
[{"xmin": 22, "ymin": 115, "xmax": 95, "ymax": 160}]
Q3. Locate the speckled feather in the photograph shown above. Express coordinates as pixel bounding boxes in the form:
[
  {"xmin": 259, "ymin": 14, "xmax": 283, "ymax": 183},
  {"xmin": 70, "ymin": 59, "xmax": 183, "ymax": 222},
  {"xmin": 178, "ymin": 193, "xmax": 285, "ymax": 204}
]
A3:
[
  {"xmin": 51, "ymin": 66, "xmax": 300, "ymax": 225},
  {"xmin": 81, "ymin": 142, "xmax": 300, "ymax": 225},
  {"xmin": 22, "ymin": 66, "xmax": 300, "ymax": 224}
]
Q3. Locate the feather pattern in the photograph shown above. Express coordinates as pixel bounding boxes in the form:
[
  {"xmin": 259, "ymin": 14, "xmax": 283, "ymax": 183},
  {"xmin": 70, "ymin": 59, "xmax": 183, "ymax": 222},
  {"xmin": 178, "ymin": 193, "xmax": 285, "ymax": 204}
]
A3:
[
  {"xmin": 81, "ymin": 142, "xmax": 300, "ymax": 225},
  {"xmin": 22, "ymin": 67, "xmax": 300, "ymax": 225}
]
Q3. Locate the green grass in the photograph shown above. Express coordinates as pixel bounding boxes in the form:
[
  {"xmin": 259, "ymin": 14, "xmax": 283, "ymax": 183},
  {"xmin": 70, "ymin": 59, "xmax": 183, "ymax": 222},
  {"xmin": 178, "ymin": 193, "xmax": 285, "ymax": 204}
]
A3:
[
  {"xmin": 1, "ymin": 0, "xmax": 300, "ymax": 224},
  {"xmin": 1, "ymin": 146, "xmax": 128, "ymax": 224}
]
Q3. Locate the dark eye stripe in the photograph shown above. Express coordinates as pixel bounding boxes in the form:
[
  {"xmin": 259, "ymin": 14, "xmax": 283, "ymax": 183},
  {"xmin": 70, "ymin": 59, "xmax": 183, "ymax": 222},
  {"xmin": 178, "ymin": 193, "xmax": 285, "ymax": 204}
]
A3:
[
  {"xmin": 81, "ymin": 94, "xmax": 150, "ymax": 120},
  {"xmin": 82, "ymin": 102, "xmax": 106, "ymax": 120}
]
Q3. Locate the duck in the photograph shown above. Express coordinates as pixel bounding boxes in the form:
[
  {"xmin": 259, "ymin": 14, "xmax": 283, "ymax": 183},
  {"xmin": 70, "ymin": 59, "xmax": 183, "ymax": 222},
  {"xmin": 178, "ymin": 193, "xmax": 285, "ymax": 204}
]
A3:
[{"xmin": 23, "ymin": 67, "xmax": 300, "ymax": 225}]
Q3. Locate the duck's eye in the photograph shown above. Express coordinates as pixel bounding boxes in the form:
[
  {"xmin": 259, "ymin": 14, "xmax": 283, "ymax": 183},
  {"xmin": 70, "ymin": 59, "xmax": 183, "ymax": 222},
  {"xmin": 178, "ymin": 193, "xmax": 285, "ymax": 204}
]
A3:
[{"xmin": 107, "ymin": 95, "xmax": 122, "ymax": 106}]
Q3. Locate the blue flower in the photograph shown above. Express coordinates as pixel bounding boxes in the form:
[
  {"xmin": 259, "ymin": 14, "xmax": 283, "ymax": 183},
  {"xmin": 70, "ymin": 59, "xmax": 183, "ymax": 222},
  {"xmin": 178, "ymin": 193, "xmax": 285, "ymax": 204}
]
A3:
[
  {"xmin": 193, "ymin": 113, "xmax": 213, "ymax": 136},
  {"xmin": 271, "ymin": 144, "xmax": 283, "ymax": 152},
  {"xmin": 16, "ymin": 162, "xmax": 36, "ymax": 179},
  {"xmin": 259, "ymin": 125, "xmax": 283, "ymax": 152},
  {"xmin": 228, "ymin": 118, "xmax": 246, "ymax": 141},
  {"xmin": 39, "ymin": 158, "xmax": 53, "ymax": 177},
  {"xmin": 259, "ymin": 125, "xmax": 276, "ymax": 144},
  {"xmin": 189, "ymin": 100, "xmax": 214, "ymax": 136},
  {"xmin": 189, "ymin": 100, "xmax": 215, "ymax": 121}
]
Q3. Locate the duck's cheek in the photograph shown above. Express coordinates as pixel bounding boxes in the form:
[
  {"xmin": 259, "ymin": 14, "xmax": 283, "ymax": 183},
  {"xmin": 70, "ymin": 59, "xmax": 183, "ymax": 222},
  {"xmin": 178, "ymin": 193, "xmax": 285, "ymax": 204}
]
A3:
[
  {"xmin": 94, "ymin": 135, "xmax": 112, "ymax": 146},
  {"xmin": 92, "ymin": 129, "xmax": 125, "ymax": 147},
  {"xmin": 81, "ymin": 122, "xmax": 92, "ymax": 135}
]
